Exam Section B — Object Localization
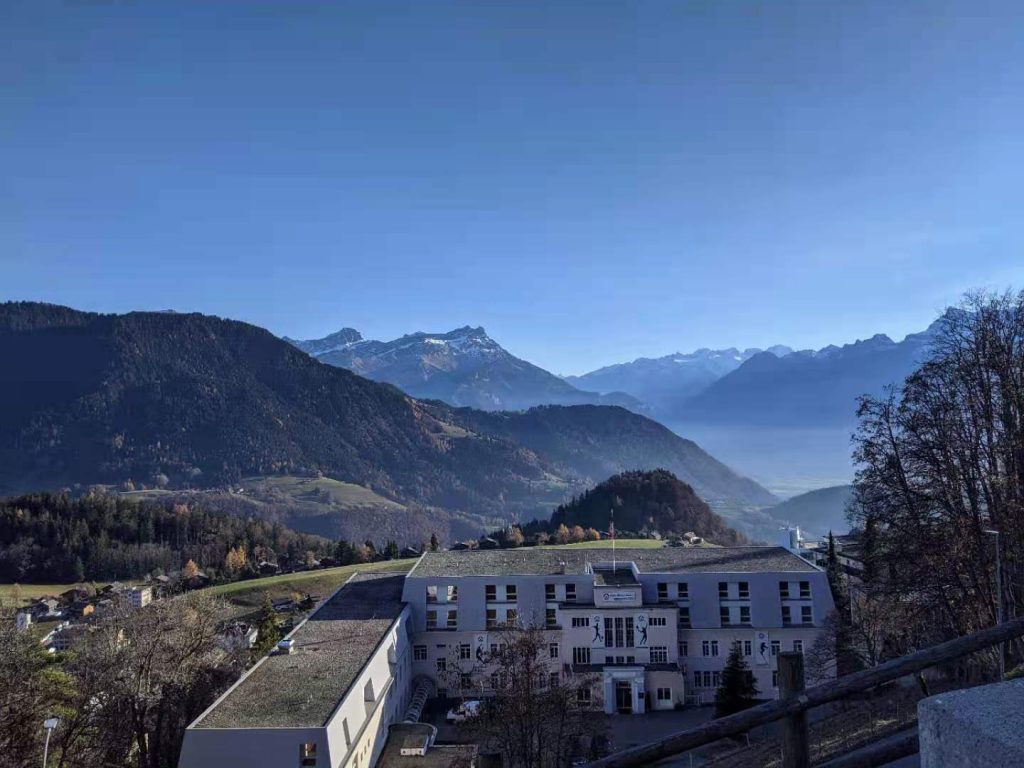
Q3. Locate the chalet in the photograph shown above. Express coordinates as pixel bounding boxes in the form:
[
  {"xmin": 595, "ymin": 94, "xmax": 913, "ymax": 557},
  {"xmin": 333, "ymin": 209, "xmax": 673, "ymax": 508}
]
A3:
[
  {"xmin": 257, "ymin": 560, "xmax": 280, "ymax": 576},
  {"xmin": 400, "ymin": 546, "xmax": 421, "ymax": 559}
]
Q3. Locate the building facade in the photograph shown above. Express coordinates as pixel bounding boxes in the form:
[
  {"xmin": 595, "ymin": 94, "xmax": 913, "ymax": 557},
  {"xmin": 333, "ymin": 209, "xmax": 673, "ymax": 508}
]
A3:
[{"xmin": 403, "ymin": 546, "xmax": 834, "ymax": 714}]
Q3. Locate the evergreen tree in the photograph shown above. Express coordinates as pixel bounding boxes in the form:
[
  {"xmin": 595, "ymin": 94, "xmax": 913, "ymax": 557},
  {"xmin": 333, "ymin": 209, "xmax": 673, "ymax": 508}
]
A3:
[
  {"xmin": 252, "ymin": 591, "xmax": 282, "ymax": 658},
  {"xmin": 714, "ymin": 641, "xmax": 759, "ymax": 718},
  {"xmin": 429, "ymin": 533, "xmax": 439, "ymax": 552}
]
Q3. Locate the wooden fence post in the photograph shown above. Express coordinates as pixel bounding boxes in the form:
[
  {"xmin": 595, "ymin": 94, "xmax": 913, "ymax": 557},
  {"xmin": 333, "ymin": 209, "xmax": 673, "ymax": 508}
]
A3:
[{"xmin": 779, "ymin": 652, "xmax": 810, "ymax": 768}]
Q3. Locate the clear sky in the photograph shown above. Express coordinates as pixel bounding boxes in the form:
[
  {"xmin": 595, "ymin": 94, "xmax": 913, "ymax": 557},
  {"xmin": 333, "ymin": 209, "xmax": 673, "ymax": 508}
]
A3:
[{"xmin": 3, "ymin": 1, "xmax": 1023, "ymax": 374}]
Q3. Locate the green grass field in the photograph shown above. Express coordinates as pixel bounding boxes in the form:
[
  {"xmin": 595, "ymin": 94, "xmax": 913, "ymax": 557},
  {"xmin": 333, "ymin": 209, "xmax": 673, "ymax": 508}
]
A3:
[
  {"xmin": 540, "ymin": 538, "xmax": 665, "ymax": 550},
  {"xmin": 208, "ymin": 559, "xmax": 414, "ymax": 616},
  {"xmin": 240, "ymin": 475, "xmax": 406, "ymax": 510},
  {"xmin": 0, "ymin": 581, "xmax": 142, "ymax": 606}
]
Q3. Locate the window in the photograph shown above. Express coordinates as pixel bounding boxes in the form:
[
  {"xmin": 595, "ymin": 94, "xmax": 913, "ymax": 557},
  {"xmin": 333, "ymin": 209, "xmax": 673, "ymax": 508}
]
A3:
[
  {"xmin": 712, "ymin": 671, "xmax": 721, "ymax": 687},
  {"xmin": 460, "ymin": 673, "xmax": 472, "ymax": 689},
  {"xmin": 738, "ymin": 581, "xmax": 750, "ymax": 599},
  {"xmin": 656, "ymin": 687, "xmax": 671, "ymax": 702},
  {"xmin": 650, "ymin": 616, "xmax": 667, "ymax": 627},
  {"xmin": 701, "ymin": 639, "xmax": 720, "ymax": 657},
  {"xmin": 577, "ymin": 687, "xmax": 592, "ymax": 705},
  {"xmin": 459, "ymin": 644, "xmax": 471, "ymax": 660},
  {"xmin": 426, "ymin": 585, "xmax": 438, "ymax": 603},
  {"xmin": 782, "ymin": 606, "xmax": 792, "ymax": 626},
  {"xmin": 693, "ymin": 671, "xmax": 702, "ymax": 688},
  {"xmin": 801, "ymin": 606, "xmax": 813, "ymax": 625},
  {"xmin": 300, "ymin": 743, "xmax": 317, "ymax": 767},
  {"xmin": 771, "ymin": 640, "xmax": 780, "ymax": 656},
  {"xmin": 703, "ymin": 671, "xmax": 713, "ymax": 688},
  {"xmin": 650, "ymin": 646, "xmax": 668, "ymax": 663},
  {"xmin": 550, "ymin": 672, "xmax": 560, "ymax": 688},
  {"xmin": 446, "ymin": 610, "xmax": 458, "ymax": 629},
  {"xmin": 549, "ymin": 642, "xmax": 559, "ymax": 659},
  {"xmin": 772, "ymin": 670, "xmax": 779, "ymax": 688},
  {"xmin": 490, "ymin": 672, "xmax": 499, "ymax": 690},
  {"xmin": 678, "ymin": 582, "xmax": 689, "ymax": 599},
  {"xmin": 565, "ymin": 583, "xmax": 577, "ymax": 602},
  {"xmin": 679, "ymin": 640, "xmax": 689, "ymax": 657},
  {"xmin": 793, "ymin": 639, "xmax": 804, "ymax": 654},
  {"xmin": 572, "ymin": 647, "xmax": 591, "ymax": 665},
  {"xmin": 603, "ymin": 616, "xmax": 634, "ymax": 648},
  {"xmin": 571, "ymin": 616, "xmax": 589, "ymax": 628},
  {"xmin": 436, "ymin": 658, "xmax": 446, "ymax": 672},
  {"xmin": 678, "ymin": 607, "xmax": 691, "ymax": 627},
  {"xmin": 720, "ymin": 606, "xmax": 731, "ymax": 626},
  {"xmin": 779, "ymin": 581, "xmax": 790, "ymax": 599},
  {"xmin": 485, "ymin": 584, "xmax": 496, "ymax": 601},
  {"xmin": 740, "ymin": 606, "xmax": 751, "ymax": 625},
  {"xmin": 711, "ymin": 640, "xmax": 719, "ymax": 656},
  {"xmin": 546, "ymin": 583, "xmax": 556, "ymax": 601},
  {"xmin": 447, "ymin": 585, "xmax": 458, "ymax": 602},
  {"xmin": 505, "ymin": 608, "xmax": 518, "ymax": 625},
  {"xmin": 799, "ymin": 581, "xmax": 811, "ymax": 599},
  {"xmin": 426, "ymin": 610, "xmax": 438, "ymax": 629},
  {"xmin": 719, "ymin": 581, "xmax": 729, "ymax": 599},
  {"xmin": 505, "ymin": 584, "xmax": 517, "ymax": 601},
  {"xmin": 414, "ymin": 645, "xmax": 427, "ymax": 661},
  {"xmin": 486, "ymin": 609, "xmax": 497, "ymax": 629},
  {"xmin": 657, "ymin": 582, "xmax": 668, "ymax": 600},
  {"xmin": 546, "ymin": 608, "xmax": 557, "ymax": 627}
]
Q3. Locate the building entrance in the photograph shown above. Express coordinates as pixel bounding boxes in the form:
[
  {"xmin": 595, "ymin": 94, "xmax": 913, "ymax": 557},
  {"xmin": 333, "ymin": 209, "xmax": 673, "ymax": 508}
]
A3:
[{"xmin": 615, "ymin": 681, "xmax": 632, "ymax": 714}]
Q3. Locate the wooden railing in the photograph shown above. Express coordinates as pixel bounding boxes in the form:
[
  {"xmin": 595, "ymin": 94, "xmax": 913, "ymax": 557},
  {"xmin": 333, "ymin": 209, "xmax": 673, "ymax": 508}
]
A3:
[{"xmin": 589, "ymin": 616, "xmax": 1024, "ymax": 768}]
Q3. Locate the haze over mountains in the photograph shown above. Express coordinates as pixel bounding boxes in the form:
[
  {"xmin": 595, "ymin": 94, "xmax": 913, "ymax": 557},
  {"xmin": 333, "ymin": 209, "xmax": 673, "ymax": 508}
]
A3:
[
  {"xmin": 291, "ymin": 316, "xmax": 944, "ymax": 494},
  {"xmin": 0, "ymin": 303, "xmax": 775, "ymax": 543},
  {"xmin": 287, "ymin": 326, "xmax": 642, "ymax": 412}
]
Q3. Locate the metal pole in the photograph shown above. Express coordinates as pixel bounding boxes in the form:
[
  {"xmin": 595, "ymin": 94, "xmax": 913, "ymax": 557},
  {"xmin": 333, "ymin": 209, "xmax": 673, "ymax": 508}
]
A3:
[
  {"xmin": 778, "ymin": 652, "xmax": 810, "ymax": 768},
  {"xmin": 42, "ymin": 728, "xmax": 51, "ymax": 768},
  {"xmin": 985, "ymin": 529, "xmax": 1004, "ymax": 678}
]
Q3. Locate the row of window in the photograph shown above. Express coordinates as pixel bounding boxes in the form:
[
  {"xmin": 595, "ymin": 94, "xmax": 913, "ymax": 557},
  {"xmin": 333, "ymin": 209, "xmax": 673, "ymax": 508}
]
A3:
[{"xmin": 426, "ymin": 578, "xmax": 813, "ymax": 605}]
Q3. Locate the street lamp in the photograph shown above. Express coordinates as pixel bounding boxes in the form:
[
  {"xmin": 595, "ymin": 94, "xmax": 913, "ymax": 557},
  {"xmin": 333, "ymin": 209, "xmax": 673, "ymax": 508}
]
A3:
[
  {"xmin": 42, "ymin": 717, "xmax": 59, "ymax": 768},
  {"xmin": 984, "ymin": 529, "xmax": 1004, "ymax": 679}
]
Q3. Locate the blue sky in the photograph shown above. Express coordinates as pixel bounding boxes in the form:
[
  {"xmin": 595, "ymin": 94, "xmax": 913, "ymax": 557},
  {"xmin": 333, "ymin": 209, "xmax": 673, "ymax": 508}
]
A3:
[{"xmin": 3, "ymin": 1, "xmax": 1022, "ymax": 374}]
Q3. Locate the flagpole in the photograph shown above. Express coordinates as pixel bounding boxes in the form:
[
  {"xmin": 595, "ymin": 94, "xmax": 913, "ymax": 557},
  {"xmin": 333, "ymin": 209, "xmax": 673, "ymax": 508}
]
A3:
[{"xmin": 611, "ymin": 508, "xmax": 616, "ymax": 571}]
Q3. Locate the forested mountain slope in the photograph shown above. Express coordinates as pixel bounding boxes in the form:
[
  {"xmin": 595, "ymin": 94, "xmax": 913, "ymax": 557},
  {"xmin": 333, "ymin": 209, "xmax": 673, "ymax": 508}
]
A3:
[{"xmin": 0, "ymin": 304, "xmax": 774, "ymax": 525}]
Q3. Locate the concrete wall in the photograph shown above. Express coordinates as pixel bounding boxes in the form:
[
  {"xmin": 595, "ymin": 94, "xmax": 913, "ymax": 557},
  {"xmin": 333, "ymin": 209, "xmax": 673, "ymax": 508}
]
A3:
[{"xmin": 919, "ymin": 680, "xmax": 1024, "ymax": 768}]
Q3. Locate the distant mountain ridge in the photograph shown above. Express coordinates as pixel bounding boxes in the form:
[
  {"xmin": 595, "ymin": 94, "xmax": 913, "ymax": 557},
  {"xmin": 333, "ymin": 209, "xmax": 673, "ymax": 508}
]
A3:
[
  {"xmin": 676, "ymin": 321, "xmax": 941, "ymax": 428},
  {"xmin": 565, "ymin": 346, "xmax": 794, "ymax": 415},
  {"xmin": 0, "ymin": 304, "xmax": 775, "ymax": 536},
  {"xmin": 288, "ymin": 325, "xmax": 643, "ymax": 413}
]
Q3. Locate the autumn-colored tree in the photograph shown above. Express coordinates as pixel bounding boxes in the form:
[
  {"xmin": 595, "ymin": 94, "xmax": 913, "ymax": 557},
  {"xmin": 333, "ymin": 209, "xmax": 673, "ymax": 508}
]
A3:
[
  {"xmin": 181, "ymin": 559, "xmax": 200, "ymax": 581},
  {"xmin": 506, "ymin": 527, "xmax": 525, "ymax": 547},
  {"xmin": 224, "ymin": 545, "xmax": 247, "ymax": 575},
  {"xmin": 584, "ymin": 527, "xmax": 601, "ymax": 541},
  {"xmin": 570, "ymin": 525, "xmax": 586, "ymax": 543},
  {"xmin": 554, "ymin": 524, "xmax": 571, "ymax": 545}
]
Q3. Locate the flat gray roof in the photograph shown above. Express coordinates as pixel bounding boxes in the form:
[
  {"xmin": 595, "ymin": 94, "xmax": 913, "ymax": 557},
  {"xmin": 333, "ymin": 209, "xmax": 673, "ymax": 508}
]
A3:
[
  {"xmin": 410, "ymin": 546, "xmax": 818, "ymax": 578},
  {"xmin": 194, "ymin": 572, "xmax": 405, "ymax": 730}
]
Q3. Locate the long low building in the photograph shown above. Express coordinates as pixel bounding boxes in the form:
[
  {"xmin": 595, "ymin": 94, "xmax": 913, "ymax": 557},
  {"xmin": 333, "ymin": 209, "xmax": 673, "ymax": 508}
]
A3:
[{"xmin": 179, "ymin": 545, "xmax": 834, "ymax": 767}]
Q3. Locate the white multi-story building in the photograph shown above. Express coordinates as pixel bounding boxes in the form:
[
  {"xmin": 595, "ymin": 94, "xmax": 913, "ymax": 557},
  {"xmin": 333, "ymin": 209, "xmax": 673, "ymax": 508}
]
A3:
[
  {"xmin": 404, "ymin": 546, "xmax": 834, "ymax": 713},
  {"xmin": 178, "ymin": 545, "xmax": 833, "ymax": 768}
]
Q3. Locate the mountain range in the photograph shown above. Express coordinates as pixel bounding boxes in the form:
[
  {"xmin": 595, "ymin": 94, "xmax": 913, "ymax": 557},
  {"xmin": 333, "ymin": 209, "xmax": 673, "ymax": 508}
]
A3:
[
  {"xmin": 287, "ymin": 326, "xmax": 642, "ymax": 412},
  {"xmin": 565, "ymin": 345, "xmax": 794, "ymax": 415},
  {"xmin": 289, "ymin": 317, "xmax": 944, "ymax": 493},
  {"xmin": 0, "ymin": 303, "xmax": 775, "ymax": 543}
]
